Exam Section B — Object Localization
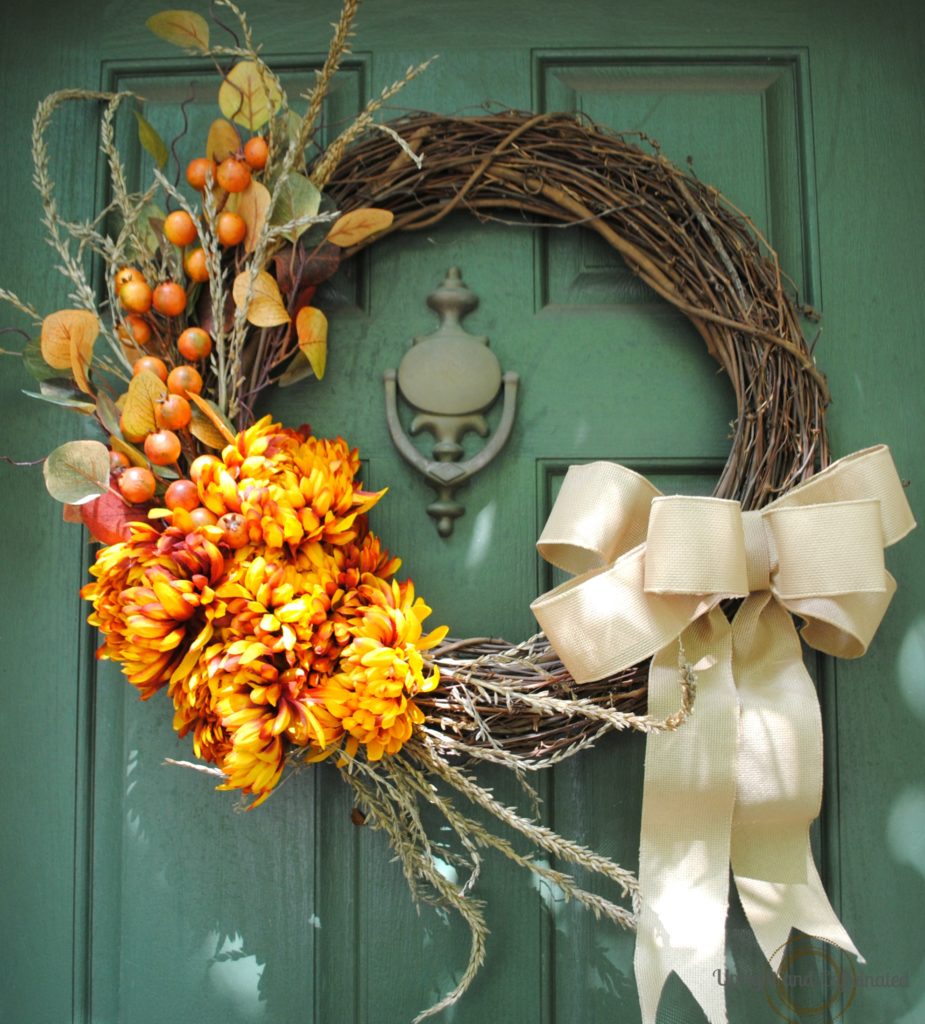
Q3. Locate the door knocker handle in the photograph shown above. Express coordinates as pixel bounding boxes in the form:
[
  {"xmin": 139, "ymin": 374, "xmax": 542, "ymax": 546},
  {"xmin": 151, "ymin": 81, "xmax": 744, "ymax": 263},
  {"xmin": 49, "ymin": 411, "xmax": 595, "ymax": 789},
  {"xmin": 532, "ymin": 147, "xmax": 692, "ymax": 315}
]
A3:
[{"xmin": 383, "ymin": 267, "xmax": 519, "ymax": 537}]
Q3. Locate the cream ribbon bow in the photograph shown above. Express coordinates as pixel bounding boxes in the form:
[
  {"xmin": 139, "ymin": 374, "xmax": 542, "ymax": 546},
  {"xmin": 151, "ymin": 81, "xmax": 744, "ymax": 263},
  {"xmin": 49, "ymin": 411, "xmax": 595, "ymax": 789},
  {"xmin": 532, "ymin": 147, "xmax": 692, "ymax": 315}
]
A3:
[{"xmin": 530, "ymin": 446, "xmax": 915, "ymax": 1024}]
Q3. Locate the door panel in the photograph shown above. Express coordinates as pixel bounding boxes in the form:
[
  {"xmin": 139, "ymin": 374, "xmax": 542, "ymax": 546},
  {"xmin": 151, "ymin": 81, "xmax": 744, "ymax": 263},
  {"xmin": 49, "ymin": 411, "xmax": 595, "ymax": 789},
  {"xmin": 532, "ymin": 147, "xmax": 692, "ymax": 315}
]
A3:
[{"xmin": 1, "ymin": 2, "xmax": 922, "ymax": 1023}]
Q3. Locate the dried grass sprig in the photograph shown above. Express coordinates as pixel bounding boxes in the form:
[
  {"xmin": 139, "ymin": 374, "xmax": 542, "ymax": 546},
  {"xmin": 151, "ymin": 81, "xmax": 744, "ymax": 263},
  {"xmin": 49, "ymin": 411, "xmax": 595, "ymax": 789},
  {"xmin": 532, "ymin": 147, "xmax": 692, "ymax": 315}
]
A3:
[
  {"xmin": 332, "ymin": 733, "xmax": 641, "ymax": 1022},
  {"xmin": 310, "ymin": 58, "xmax": 437, "ymax": 189}
]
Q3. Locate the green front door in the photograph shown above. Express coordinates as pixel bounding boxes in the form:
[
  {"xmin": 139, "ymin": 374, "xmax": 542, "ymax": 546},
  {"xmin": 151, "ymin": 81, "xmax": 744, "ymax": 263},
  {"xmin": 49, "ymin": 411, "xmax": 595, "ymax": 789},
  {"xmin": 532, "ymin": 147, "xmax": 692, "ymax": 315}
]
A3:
[{"xmin": 2, "ymin": 2, "xmax": 922, "ymax": 1022}]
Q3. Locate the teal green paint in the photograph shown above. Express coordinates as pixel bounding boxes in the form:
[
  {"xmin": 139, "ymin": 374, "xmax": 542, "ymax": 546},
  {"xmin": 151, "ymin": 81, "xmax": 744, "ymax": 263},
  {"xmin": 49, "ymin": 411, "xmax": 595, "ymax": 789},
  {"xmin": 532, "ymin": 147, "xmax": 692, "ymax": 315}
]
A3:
[{"xmin": 1, "ymin": 2, "xmax": 922, "ymax": 1022}]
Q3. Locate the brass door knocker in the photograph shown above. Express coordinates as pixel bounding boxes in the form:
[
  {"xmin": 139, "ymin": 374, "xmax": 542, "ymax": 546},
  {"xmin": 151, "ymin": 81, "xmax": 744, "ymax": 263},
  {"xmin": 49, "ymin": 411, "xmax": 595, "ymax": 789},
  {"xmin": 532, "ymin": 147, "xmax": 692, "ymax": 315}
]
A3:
[{"xmin": 384, "ymin": 267, "xmax": 519, "ymax": 537}]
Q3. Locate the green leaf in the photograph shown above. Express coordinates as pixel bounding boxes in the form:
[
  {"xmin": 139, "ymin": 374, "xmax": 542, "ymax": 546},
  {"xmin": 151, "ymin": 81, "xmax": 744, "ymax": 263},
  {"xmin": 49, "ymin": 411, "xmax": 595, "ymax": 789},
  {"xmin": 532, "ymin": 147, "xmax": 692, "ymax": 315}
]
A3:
[
  {"xmin": 23, "ymin": 383, "xmax": 96, "ymax": 413},
  {"xmin": 146, "ymin": 10, "xmax": 210, "ymax": 52},
  {"xmin": 135, "ymin": 111, "xmax": 169, "ymax": 168},
  {"xmin": 139, "ymin": 201, "xmax": 167, "ymax": 260},
  {"xmin": 96, "ymin": 392, "xmax": 122, "ymax": 437},
  {"xmin": 43, "ymin": 440, "xmax": 110, "ymax": 505},
  {"xmin": 299, "ymin": 193, "xmax": 339, "ymax": 250},
  {"xmin": 277, "ymin": 349, "xmax": 315, "ymax": 388},
  {"xmin": 270, "ymin": 172, "xmax": 322, "ymax": 241},
  {"xmin": 21, "ymin": 338, "xmax": 58, "ymax": 382}
]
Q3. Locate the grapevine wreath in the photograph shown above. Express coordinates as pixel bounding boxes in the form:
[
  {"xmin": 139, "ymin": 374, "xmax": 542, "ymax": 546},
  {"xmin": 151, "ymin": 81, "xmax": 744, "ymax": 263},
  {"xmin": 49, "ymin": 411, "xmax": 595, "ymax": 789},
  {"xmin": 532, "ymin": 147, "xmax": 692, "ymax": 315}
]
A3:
[{"xmin": 5, "ymin": 3, "xmax": 912, "ymax": 1023}]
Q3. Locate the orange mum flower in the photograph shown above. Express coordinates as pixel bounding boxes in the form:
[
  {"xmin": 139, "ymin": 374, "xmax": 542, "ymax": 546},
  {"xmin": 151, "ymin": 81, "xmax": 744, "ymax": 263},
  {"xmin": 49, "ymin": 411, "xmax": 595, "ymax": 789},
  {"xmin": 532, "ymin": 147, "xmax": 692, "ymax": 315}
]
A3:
[
  {"xmin": 81, "ymin": 418, "xmax": 448, "ymax": 807},
  {"xmin": 312, "ymin": 577, "xmax": 448, "ymax": 761},
  {"xmin": 185, "ymin": 416, "xmax": 386, "ymax": 550},
  {"xmin": 81, "ymin": 523, "xmax": 226, "ymax": 699}
]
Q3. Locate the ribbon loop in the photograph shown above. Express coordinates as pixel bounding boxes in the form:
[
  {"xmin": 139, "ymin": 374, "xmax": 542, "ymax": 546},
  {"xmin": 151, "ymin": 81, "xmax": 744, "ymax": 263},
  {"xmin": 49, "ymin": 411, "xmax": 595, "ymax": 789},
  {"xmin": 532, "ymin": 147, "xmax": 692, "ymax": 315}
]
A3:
[
  {"xmin": 644, "ymin": 496, "xmax": 749, "ymax": 596},
  {"xmin": 766, "ymin": 499, "xmax": 887, "ymax": 599},
  {"xmin": 536, "ymin": 461, "xmax": 659, "ymax": 575},
  {"xmin": 531, "ymin": 445, "xmax": 915, "ymax": 1024}
]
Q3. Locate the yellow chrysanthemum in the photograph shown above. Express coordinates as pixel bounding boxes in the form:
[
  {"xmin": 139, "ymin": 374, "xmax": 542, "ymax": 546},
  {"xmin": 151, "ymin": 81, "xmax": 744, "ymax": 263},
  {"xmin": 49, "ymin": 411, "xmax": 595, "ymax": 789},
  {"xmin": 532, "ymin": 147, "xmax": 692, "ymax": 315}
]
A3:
[
  {"xmin": 81, "ymin": 523, "xmax": 226, "ymax": 699},
  {"xmin": 312, "ymin": 577, "xmax": 448, "ymax": 761},
  {"xmin": 181, "ymin": 416, "xmax": 386, "ymax": 550},
  {"xmin": 81, "ymin": 418, "xmax": 448, "ymax": 807}
]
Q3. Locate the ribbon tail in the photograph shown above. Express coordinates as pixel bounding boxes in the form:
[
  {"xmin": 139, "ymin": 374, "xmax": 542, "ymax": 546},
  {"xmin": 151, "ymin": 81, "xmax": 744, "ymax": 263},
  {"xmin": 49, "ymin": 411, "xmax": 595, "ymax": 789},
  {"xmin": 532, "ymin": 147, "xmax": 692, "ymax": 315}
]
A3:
[
  {"xmin": 730, "ymin": 593, "xmax": 864, "ymax": 973},
  {"xmin": 736, "ymin": 850, "xmax": 865, "ymax": 971},
  {"xmin": 634, "ymin": 609, "xmax": 738, "ymax": 1024}
]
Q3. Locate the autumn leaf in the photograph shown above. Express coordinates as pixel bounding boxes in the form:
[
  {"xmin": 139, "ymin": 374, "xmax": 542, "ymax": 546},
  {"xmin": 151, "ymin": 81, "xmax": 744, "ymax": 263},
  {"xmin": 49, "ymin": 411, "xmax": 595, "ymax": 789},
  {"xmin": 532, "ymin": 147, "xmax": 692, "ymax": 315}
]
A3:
[
  {"xmin": 227, "ymin": 180, "xmax": 270, "ymax": 252},
  {"xmin": 186, "ymin": 392, "xmax": 236, "ymax": 446},
  {"xmin": 218, "ymin": 60, "xmax": 282, "ymax": 131},
  {"xmin": 295, "ymin": 306, "xmax": 328, "ymax": 380},
  {"xmin": 40, "ymin": 309, "xmax": 99, "ymax": 395},
  {"xmin": 232, "ymin": 269, "xmax": 290, "ymax": 327},
  {"xmin": 135, "ymin": 111, "xmax": 168, "ymax": 168},
  {"xmin": 43, "ymin": 440, "xmax": 110, "ymax": 506},
  {"xmin": 189, "ymin": 406, "xmax": 230, "ymax": 449},
  {"xmin": 146, "ymin": 10, "xmax": 210, "ymax": 52},
  {"xmin": 62, "ymin": 503, "xmax": 84, "ymax": 524},
  {"xmin": 80, "ymin": 490, "xmax": 151, "ymax": 545},
  {"xmin": 326, "ymin": 208, "xmax": 394, "ymax": 247},
  {"xmin": 40, "ymin": 309, "xmax": 98, "ymax": 370},
  {"xmin": 120, "ymin": 370, "xmax": 166, "ymax": 442},
  {"xmin": 206, "ymin": 118, "xmax": 242, "ymax": 162}
]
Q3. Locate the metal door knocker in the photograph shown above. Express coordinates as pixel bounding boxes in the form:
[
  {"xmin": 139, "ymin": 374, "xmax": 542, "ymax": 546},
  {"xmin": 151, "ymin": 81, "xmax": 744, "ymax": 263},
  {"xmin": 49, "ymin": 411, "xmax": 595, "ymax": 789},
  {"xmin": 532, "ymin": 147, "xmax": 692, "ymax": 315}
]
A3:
[{"xmin": 384, "ymin": 267, "xmax": 519, "ymax": 537}]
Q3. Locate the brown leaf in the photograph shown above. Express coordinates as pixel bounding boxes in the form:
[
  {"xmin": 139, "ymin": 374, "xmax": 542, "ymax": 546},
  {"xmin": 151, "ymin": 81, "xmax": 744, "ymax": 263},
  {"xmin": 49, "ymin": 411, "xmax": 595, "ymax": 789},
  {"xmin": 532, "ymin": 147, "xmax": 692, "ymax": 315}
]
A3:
[
  {"xmin": 228, "ymin": 180, "xmax": 271, "ymax": 253},
  {"xmin": 80, "ymin": 490, "xmax": 151, "ymax": 545},
  {"xmin": 301, "ymin": 241, "xmax": 342, "ymax": 286},
  {"xmin": 62, "ymin": 503, "xmax": 84, "ymax": 524},
  {"xmin": 120, "ymin": 370, "xmax": 166, "ymax": 442},
  {"xmin": 206, "ymin": 118, "xmax": 242, "ymax": 162},
  {"xmin": 326, "ymin": 208, "xmax": 394, "ymax": 248},
  {"xmin": 189, "ymin": 407, "xmax": 229, "ymax": 449},
  {"xmin": 186, "ymin": 392, "xmax": 236, "ymax": 446},
  {"xmin": 232, "ymin": 269, "xmax": 290, "ymax": 327},
  {"xmin": 295, "ymin": 306, "xmax": 328, "ymax": 380},
  {"xmin": 40, "ymin": 309, "xmax": 99, "ymax": 374}
]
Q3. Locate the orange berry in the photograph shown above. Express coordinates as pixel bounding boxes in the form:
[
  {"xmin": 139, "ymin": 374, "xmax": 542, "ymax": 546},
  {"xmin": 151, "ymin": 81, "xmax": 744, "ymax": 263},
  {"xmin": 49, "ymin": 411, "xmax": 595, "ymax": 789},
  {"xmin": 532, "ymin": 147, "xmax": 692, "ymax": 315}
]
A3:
[
  {"xmin": 189, "ymin": 454, "xmax": 219, "ymax": 482},
  {"xmin": 109, "ymin": 449, "xmax": 131, "ymax": 471},
  {"xmin": 216, "ymin": 157, "xmax": 251, "ymax": 193},
  {"xmin": 167, "ymin": 364, "xmax": 203, "ymax": 396},
  {"xmin": 184, "ymin": 247, "xmax": 210, "ymax": 283},
  {"xmin": 118, "ymin": 466, "xmax": 157, "ymax": 504},
  {"xmin": 152, "ymin": 281, "xmax": 188, "ymax": 317},
  {"xmin": 118, "ymin": 314, "xmax": 152, "ymax": 347},
  {"xmin": 115, "ymin": 266, "xmax": 146, "ymax": 289},
  {"xmin": 164, "ymin": 478, "xmax": 200, "ymax": 512},
  {"xmin": 186, "ymin": 157, "xmax": 216, "ymax": 191},
  {"xmin": 119, "ymin": 279, "xmax": 153, "ymax": 314},
  {"xmin": 216, "ymin": 211, "xmax": 247, "ymax": 248},
  {"xmin": 243, "ymin": 136, "xmax": 268, "ymax": 170},
  {"xmin": 132, "ymin": 356, "xmax": 168, "ymax": 381},
  {"xmin": 144, "ymin": 429, "xmax": 182, "ymax": 466},
  {"xmin": 163, "ymin": 209, "xmax": 198, "ymax": 247},
  {"xmin": 218, "ymin": 512, "xmax": 249, "ymax": 549},
  {"xmin": 177, "ymin": 326, "xmax": 212, "ymax": 362},
  {"xmin": 188, "ymin": 506, "xmax": 218, "ymax": 528},
  {"xmin": 155, "ymin": 393, "xmax": 192, "ymax": 430}
]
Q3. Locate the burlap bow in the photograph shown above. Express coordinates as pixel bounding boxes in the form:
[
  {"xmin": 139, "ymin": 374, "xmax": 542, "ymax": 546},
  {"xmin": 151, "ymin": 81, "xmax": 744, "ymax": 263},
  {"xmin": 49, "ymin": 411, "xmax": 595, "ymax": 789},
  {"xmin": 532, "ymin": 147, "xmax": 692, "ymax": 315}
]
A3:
[{"xmin": 530, "ymin": 446, "xmax": 915, "ymax": 1024}]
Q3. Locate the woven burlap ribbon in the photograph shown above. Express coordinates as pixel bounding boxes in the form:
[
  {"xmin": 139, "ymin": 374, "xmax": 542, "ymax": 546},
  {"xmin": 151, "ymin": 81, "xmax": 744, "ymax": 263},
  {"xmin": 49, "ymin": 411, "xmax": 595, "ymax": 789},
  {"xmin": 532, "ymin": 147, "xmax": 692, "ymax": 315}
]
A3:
[{"xmin": 530, "ymin": 446, "xmax": 915, "ymax": 1024}]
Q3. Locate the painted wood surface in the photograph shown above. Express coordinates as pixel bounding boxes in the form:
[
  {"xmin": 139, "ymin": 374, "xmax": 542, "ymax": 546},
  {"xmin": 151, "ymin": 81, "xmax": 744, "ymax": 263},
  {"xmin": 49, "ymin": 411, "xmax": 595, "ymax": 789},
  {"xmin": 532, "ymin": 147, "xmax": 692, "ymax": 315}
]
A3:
[{"xmin": 1, "ymin": 2, "xmax": 922, "ymax": 1022}]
